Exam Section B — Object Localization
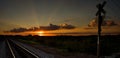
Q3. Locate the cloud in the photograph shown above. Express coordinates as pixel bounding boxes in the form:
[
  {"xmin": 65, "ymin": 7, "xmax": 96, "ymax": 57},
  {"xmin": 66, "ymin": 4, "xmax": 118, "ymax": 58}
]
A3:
[
  {"xmin": 4, "ymin": 23, "xmax": 75, "ymax": 33},
  {"xmin": 59, "ymin": 23, "xmax": 75, "ymax": 29},
  {"xmin": 4, "ymin": 28, "xmax": 28, "ymax": 33},
  {"xmin": 105, "ymin": 20, "xmax": 117, "ymax": 26},
  {"xmin": 40, "ymin": 24, "xmax": 60, "ymax": 30},
  {"xmin": 88, "ymin": 19, "xmax": 118, "ymax": 27}
]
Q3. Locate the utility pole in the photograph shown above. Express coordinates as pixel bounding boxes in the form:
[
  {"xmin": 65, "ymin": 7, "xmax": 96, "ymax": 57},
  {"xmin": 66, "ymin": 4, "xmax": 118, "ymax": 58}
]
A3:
[{"xmin": 96, "ymin": 1, "xmax": 107, "ymax": 58}]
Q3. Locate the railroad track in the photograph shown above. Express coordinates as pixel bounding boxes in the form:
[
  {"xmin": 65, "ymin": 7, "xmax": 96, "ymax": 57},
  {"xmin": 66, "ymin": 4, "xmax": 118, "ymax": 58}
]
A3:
[
  {"xmin": 6, "ymin": 39, "xmax": 54, "ymax": 58},
  {"xmin": 6, "ymin": 39, "xmax": 40, "ymax": 58}
]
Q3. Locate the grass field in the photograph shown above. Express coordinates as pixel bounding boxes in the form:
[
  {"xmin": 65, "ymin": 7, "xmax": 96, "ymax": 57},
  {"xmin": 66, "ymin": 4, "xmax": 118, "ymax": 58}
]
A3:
[{"xmin": 1, "ymin": 35, "xmax": 120, "ymax": 56}]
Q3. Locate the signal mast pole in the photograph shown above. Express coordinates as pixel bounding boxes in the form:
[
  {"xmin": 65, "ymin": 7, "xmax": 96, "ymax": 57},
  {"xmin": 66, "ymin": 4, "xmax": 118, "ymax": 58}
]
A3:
[{"xmin": 96, "ymin": 1, "xmax": 107, "ymax": 58}]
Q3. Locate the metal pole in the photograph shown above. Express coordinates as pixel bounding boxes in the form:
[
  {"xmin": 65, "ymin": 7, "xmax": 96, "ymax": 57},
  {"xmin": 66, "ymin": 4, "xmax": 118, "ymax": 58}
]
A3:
[
  {"xmin": 97, "ymin": 34, "xmax": 100, "ymax": 58},
  {"xmin": 96, "ymin": 1, "xmax": 106, "ymax": 58},
  {"xmin": 97, "ymin": 14, "xmax": 101, "ymax": 58}
]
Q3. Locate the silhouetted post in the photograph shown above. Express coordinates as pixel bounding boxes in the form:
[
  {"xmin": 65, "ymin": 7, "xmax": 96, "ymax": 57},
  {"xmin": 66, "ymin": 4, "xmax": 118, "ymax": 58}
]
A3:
[{"xmin": 96, "ymin": 1, "xmax": 107, "ymax": 58}]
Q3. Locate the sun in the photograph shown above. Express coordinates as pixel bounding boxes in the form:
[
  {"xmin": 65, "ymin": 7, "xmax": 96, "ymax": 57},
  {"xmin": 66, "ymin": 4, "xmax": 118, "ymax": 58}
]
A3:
[
  {"xmin": 37, "ymin": 31, "xmax": 44, "ymax": 36},
  {"xmin": 38, "ymin": 31, "xmax": 44, "ymax": 34}
]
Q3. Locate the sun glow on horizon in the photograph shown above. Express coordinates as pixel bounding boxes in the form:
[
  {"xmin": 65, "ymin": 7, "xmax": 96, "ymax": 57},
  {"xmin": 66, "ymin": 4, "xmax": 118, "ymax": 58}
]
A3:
[
  {"xmin": 36, "ymin": 31, "xmax": 56, "ymax": 36},
  {"xmin": 37, "ymin": 31, "xmax": 44, "ymax": 36}
]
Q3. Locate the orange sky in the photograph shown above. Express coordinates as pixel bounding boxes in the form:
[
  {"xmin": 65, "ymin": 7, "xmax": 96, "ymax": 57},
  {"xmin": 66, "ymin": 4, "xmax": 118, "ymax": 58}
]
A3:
[
  {"xmin": 2, "ymin": 26, "xmax": 120, "ymax": 36},
  {"xmin": 1, "ymin": 0, "xmax": 120, "ymax": 36}
]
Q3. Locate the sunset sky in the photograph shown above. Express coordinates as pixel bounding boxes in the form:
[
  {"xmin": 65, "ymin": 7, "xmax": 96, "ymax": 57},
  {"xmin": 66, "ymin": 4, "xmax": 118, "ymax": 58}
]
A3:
[{"xmin": 0, "ymin": 0, "xmax": 120, "ymax": 36}]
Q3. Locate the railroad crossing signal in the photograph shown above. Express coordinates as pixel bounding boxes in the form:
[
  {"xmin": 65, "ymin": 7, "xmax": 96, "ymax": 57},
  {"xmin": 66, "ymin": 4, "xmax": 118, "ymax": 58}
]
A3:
[
  {"xmin": 96, "ymin": 1, "xmax": 107, "ymax": 16},
  {"xmin": 96, "ymin": 1, "xmax": 107, "ymax": 58},
  {"xmin": 96, "ymin": 1, "xmax": 107, "ymax": 27},
  {"xmin": 96, "ymin": 1, "xmax": 107, "ymax": 28}
]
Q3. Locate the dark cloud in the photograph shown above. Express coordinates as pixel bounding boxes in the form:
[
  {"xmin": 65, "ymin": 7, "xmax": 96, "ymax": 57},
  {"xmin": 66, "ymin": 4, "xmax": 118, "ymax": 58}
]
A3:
[
  {"xmin": 59, "ymin": 23, "xmax": 75, "ymax": 29},
  {"xmin": 4, "ymin": 23, "xmax": 75, "ymax": 33},
  {"xmin": 27, "ymin": 27, "xmax": 39, "ymax": 31},
  {"xmin": 4, "ymin": 28, "xmax": 28, "ymax": 33},
  {"xmin": 105, "ymin": 20, "xmax": 117, "ymax": 26},
  {"xmin": 88, "ymin": 19, "xmax": 118, "ymax": 27},
  {"xmin": 40, "ymin": 24, "xmax": 60, "ymax": 30}
]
